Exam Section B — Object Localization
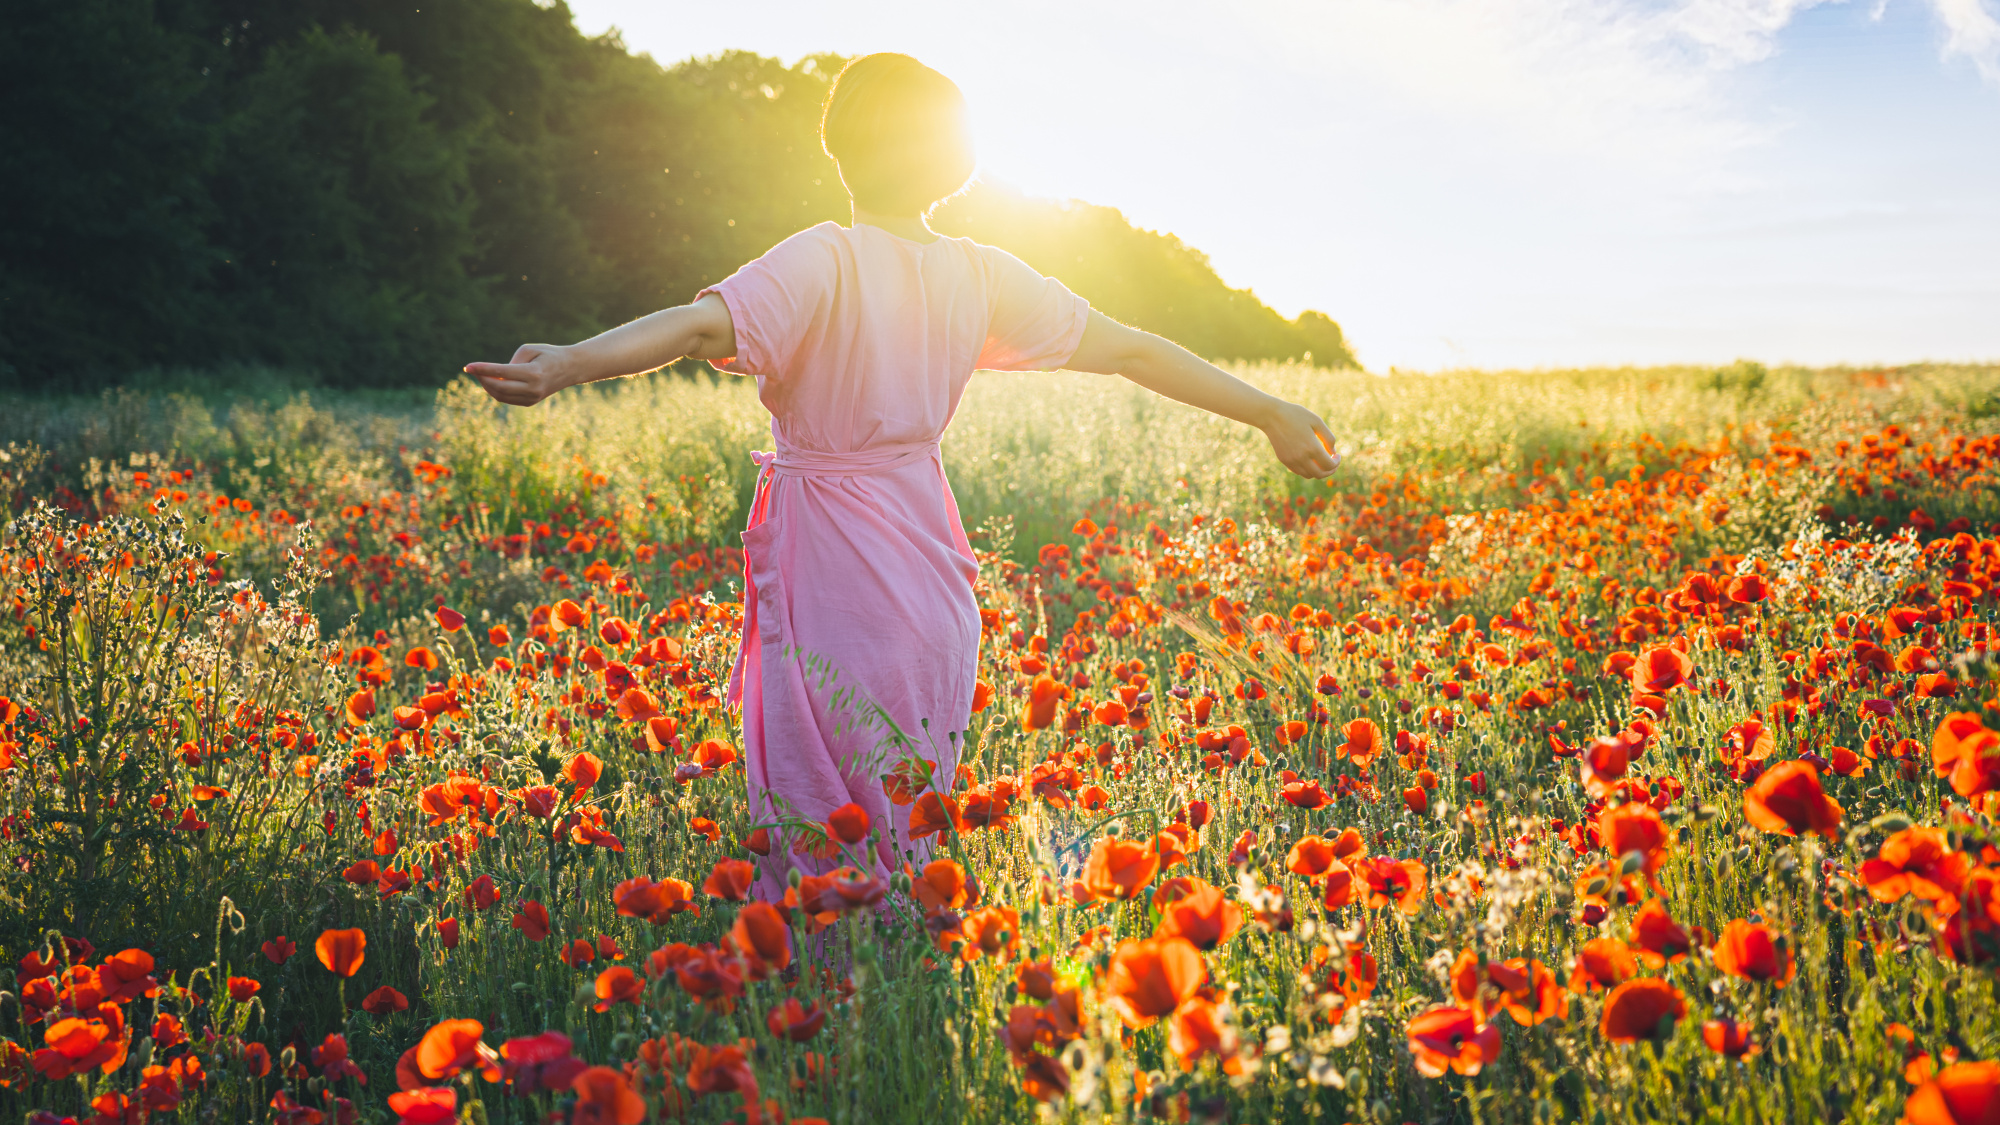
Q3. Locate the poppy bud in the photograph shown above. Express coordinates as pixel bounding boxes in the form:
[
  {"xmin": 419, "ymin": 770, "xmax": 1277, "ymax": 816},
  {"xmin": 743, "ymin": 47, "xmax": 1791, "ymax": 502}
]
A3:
[
  {"xmin": 1618, "ymin": 849, "xmax": 1646, "ymax": 876},
  {"xmin": 788, "ymin": 868, "xmax": 803, "ymax": 889}
]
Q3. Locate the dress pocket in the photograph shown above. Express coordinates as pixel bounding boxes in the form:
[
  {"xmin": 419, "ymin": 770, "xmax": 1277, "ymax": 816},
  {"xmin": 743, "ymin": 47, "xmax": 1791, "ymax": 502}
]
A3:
[{"xmin": 739, "ymin": 516, "xmax": 785, "ymax": 650}]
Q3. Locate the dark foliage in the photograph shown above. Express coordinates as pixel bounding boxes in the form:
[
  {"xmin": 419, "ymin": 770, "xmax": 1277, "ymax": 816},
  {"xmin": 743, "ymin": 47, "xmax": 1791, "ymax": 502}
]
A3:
[{"xmin": 0, "ymin": 0, "xmax": 1355, "ymax": 390}]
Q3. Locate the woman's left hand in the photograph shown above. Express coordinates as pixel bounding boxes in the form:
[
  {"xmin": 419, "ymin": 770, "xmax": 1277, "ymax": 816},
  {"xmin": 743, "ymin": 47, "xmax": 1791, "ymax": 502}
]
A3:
[{"xmin": 1261, "ymin": 400, "xmax": 1342, "ymax": 479}]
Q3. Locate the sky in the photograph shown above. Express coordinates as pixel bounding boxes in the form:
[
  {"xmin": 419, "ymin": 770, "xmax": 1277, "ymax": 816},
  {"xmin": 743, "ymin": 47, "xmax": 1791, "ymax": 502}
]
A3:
[{"xmin": 567, "ymin": 0, "xmax": 2000, "ymax": 372}]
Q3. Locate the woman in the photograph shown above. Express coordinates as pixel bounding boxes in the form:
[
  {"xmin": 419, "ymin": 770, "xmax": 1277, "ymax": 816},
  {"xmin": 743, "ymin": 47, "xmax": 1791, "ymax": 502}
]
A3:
[{"xmin": 465, "ymin": 53, "xmax": 1340, "ymax": 900}]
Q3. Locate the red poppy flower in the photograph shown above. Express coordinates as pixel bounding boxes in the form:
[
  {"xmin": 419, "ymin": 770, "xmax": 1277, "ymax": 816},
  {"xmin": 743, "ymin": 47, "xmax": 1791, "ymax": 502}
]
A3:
[
  {"xmin": 510, "ymin": 900, "xmax": 551, "ymax": 942},
  {"xmin": 1407, "ymin": 1006, "xmax": 1500, "ymax": 1077},
  {"xmin": 260, "ymin": 936, "xmax": 296, "ymax": 964},
  {"xmin": 593, "ymin": 966, "xmax": 643, "ymax": 1010},
  {"xmin": 1711, "ymin": 919, "xmax": 1795, "ymax": 987},
  {"xmin": 729, "ymin": 901, "xmax": 793, "ymax": 978},
  {"xmin": 826, "ymin": 802, "xmax": 871, "ymax": 845},
  {"xmin": 1631, "ymin": 645, "xmax": 1693, "ymax": 693},
  {"xmin": 1082, "ymin": 835, "xmax": 1161, "ymax": 901},
  {"xmin": 768, "ymin": 997, "xmax": 828, "ymax": 1042},
  {"xmin": 315, "ymin": 929, "xmax": 366, "ymax": 977},
  {"xmin": 388, "ymin": 1087, "xmax": 457, "ymax": 1125},
  {"xmin": 1702, "ymin": 1018, "xmax": 1760, "ymax": 1057},
  {"xmin": 1903, "ymin": 1059, "xmax": 2000, "ymax": 1125},
  {"xmin": 1600, "ymin": 978, "xmax": 1686, "ymax": 1043},
  {"xmin": 1743, "ymin": 760, "xmax": 1843, "ymax": 838},
  {"xmin": 362, "ymin": 985, "xmax": 409, "ymax": 1016},
  {"xmin": 414, "ymin": 1019, "xmax": 492, "ymax": 1082},
  {"xmin": 1155, "ymin": 882, "xmax": 1242, "ymax": 951},
  {"xmin": 1105, "ymin": 937, "xmax": 1206, "ymax": 1029},
  {"xmin": 1569, "ymin": 938, "xmax": 1638, "ymax": 993},
  {"xmin": 1358, "ymin": 856, "xmax": 1428, "ymax": 914}
]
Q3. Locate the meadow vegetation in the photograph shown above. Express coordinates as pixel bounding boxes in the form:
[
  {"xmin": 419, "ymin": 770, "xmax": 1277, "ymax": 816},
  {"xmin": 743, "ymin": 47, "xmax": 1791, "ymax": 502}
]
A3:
[{"xmin": 2, "ymin": 360, "xmax": 1999, "ymax": 1125}]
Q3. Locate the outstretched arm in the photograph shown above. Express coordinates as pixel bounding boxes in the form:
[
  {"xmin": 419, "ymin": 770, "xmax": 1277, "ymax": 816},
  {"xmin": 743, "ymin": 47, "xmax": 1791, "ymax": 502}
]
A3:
[
  {"xmin": 463, "ymin": 293, "xmax": 738, "ymax": 407},
  {"xmin": 1063, "ymin": 310, "xmax": 1341, "ymax": 479}
]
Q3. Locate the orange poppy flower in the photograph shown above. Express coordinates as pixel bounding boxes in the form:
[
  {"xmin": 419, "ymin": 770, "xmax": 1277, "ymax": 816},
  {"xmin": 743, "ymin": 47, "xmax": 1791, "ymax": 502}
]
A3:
[
  {"xmin": 908, "ymin": 792, "xmax": 962, "ymax": 839},
  {"xmin": 415, "ymin": 1019, "xmax": 493, "ymax": 1080},
  {"xmin": 1338, "ymin": 719, "xmax": 1384, "ymax": 767},
  {"xmin": 1702, "ymin": 1018, "xmax": 1760, "ymax": 1057},
  {"xmin": 1022, "ymin": 675, "xmax": 1072, "ymax": 732},
  {"xmin": 344, "ymin": 690, "xmax": 376, "ymax": 726},
  {"xmin": 1492, "ymin": 958, "xmax": 1563, "ymax": 1026},
  {"xmin": 1407, "ymin": 1006, "xmax": 1501, "ymax": 1077},
  {"xmin": 562, "ymin": 753, "xmax": 603, "ymax": 798},
  {"xmin": 593, "ymin": 967, "xmax": 643, "ymax": 1011},
  {"xmin": 684, "ymin": 1043, "xmax": 756, "ymax": 1096},
  {"xmin": 1600, "ymin": 978, "xmax": 1685, "ymax": 1043},
  {"xmin": 1631, "ymin": 899, "xmax": 1695, "ymax": 965},
  {"xmin": 1283, "ymin": 778, "xmax": 1331, "ymax": 810},
  {"xmin": 1168, "ymin": 997, "xmax": 1240, "ymax": 1073},
  {"xmin": 1860, "ymin": 827, "xmax": 1973, "ymax": 913},
  {"xmin": 612, "ymin": 876, "xmax": 700, "ymax": 920},
  {"xmin": 1743, "ymin": 760, "xmax": 1843, "ymax": 838},
  {"xmin": 1711, "ymin": 919, "xmax": 1795, "ymax": 987},
  {"xmin": 1321, "ymin": 865, "xmax": 1358, "ymax": 910},
  {"xmin": 1579, "ymin": 736, "xmax": 1631, "ymax": 797},
  {"xmin": 1569, "ymin": 938, "xmax": 1638, "ymax": 993},
  {"xmin": 1903, "ymin": 1059, "xmax": 2000, "ymax": 1125},
  {"xmin": 1933, "ymin": 713, "xmax": 2000, "ymax": 797},
  {"xmin": 570, "ymin": 1065, "xmax": 647, "ymax": 1125},
  {"xmin": 1599, "ymin": 801, "xmax": 1670, "ymax": 879},
  {"xmin": 1357, "ymin": 856, "xmax": 1428, "ymax": 914},
  {"xmin": 1083, "ymin": 835, "xmax": 1161, "ymax": 901},
  {"xmin": 961, "ymin": 905, "xmax": 1022, "ymax": 962},
  {"xmin": 826, "ymin": 802, "xmax": 871, "ymax": 846},
  {"xmin": 1630, "ymin": 645, "xmax": 1693, "ymax": 693},
  {"xmin": 1105, "ymin": 937, "xmax": 1206, "ymax": 1029},
  {"xmin": 912, "ymin": 858, "xmax": 974, "ymax": 912},
  {"xmin": 1154, "ymin": 881, "xmax": 1243, "ymax": 951},
  {"xmin": 1275, "ymin": 720, "xmax": 1308, "ymax": 746},
  {"xmin": 315, "ymin": 929, "xmax": 366, "ymax": 977},
  {"xmin": 702, "ymin": 859, "xmax": 756, "ymax": 902}
]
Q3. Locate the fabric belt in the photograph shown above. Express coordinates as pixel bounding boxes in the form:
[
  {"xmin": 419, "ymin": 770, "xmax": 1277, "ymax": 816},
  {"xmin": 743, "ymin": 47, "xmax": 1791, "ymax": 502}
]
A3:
[{"xmin": 749, "ymin": 441, "xmax": 942, "ymax": 479}]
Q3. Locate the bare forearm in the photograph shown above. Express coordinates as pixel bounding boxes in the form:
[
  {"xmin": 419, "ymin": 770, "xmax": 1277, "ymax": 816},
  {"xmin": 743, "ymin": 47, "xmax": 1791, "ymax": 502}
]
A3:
[
  {"xmin": 565, "ymin": 306, "xmax": 709, "ymax": 387},
  {"xmin": 1116, "ymin": 336, "xmax": 1283, "ymax": 428},
  {"xmin": 465, "ymin": 292, "xmax": 736, "ymax": 407}
]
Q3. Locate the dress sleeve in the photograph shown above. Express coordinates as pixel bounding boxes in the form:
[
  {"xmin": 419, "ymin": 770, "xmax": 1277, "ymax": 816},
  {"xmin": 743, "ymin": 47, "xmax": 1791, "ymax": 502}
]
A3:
[
  {"xmin": 974, "ymin": 244, "xmax": 1092, "ymax": 372},
  {"xmin": 699, "ymin": 226, "xmax": 837, "ymax": 378}
]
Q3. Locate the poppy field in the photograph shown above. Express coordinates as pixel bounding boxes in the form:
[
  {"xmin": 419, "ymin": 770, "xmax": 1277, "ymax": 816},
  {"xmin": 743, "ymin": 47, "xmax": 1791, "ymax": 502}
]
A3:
[{"xmin": 3, "ymin": 360, "xmax": 2000, "ymax": 1125}]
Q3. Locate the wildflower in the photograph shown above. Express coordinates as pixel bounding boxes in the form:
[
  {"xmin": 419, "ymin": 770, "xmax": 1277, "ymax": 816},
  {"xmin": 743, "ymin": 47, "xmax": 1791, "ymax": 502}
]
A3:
[
  {"xmin": 1082, "ymin": 835, "xmax": 1161, "ymax": 900},
  {"xmin": 826, "ymin": 802, "xmax": 871, "ymax": 845},
  {"xmin": 1357, "ymin": 856, "xmax": 1428, "ymax": 914},
  {"xmin": 1702, "ymin": 1019, "xmax": 1760, "ymax": 1058},
  {"xmin": 415, "ymin": 1019, "xmax": 494, "ymax": 1081},
  {"xmin": 702, "ymin": 858, "xmax": 756, "ymax": 901},
  {"xmin": 496, "ymin": 1031, "xmax": 586, "ymax": 1094},
  {"xmin": 1168, "ymin": 997, "xmax": 1240, "ymax": 1073},
  {"xmin": 361, "ymin": 986, "xmax": 408, "ymax": 1015},
  {"xmin": 767, "ymin": 998, "xmax": 827, "ymax": 1042},
  {"xmin": 226, "ymin": 976, "xmax": 259, "ymax": 1002},
  {"xmin": 511, "ymin": 900, "xmax": 551, "ymax": 942},
  {"xmin": 729, "ymin": 902, "xmax": 792, "ymax": 978},
  {"xmin": 315, "ymin": 929, "xmax": 366, "ymax": 977},
  {"xmin": 1407, "ymin": 1006, "xmax": 1500, "ymax": 1077},
  {"xmin": 1743, "ymin": 761, "xmax": 1843, "ymax": 838},
  {"xmin": 570, "ymin": 1066, "xmax": 647, "ymax": 1125},
  {"xmin": 1903, "ymin": 1059, "xmax": 2000, "ymax": 1125},
  {"xmin": 1711, "ymin": 919, "xmax": 1795, "ymax": 987},
  {"xmin": 1154, "ymin": 881, "xmax": 1243, "ymax": 951},
  {"xmin": 261, "ymin": 936, "xmax": 296, "ymax": 964},
  {"xmin": 594, "ymin": 966, "xmax": 643, "ymax": 1010},
  {"xmin": 1569, "ymin": 938, "xmax": 1638, "ymax": 992},
  {"xmin": 1600, "ymin": 978, "xmax": 1685, "ymax": 1044},
  {"xmin": 613, "ymin": 876, "xmax": 699, "ymax": 923},
  {"xmin": 1105, "ymin": 936, "xmax": 1206, "ymax": 1029}
]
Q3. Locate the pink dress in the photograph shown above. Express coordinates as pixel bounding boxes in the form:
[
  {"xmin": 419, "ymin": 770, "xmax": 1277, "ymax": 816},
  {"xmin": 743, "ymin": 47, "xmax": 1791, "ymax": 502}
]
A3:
[{"xmin": 701, "ymin": 221, "xmax": 1090, "ymax": 898}]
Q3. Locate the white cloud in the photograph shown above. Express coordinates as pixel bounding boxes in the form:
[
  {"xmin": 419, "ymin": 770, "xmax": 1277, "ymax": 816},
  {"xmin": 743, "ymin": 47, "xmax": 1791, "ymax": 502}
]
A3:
[{"xmin": 1929, "ymin": 0, "xmax": 2000, "ymax": 80}]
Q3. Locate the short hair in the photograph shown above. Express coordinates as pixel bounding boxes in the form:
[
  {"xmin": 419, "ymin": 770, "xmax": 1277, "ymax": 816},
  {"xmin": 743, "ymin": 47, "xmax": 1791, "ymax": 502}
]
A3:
[{"xmin": 820, "ymin": 54, "xmax": 975, "ymax": 216}]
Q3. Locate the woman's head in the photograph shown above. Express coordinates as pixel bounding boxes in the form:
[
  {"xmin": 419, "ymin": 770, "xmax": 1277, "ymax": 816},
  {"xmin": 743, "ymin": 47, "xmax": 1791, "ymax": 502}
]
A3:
[{"xmin": 820, "ymin": 54, "xmax": 974, "ymax": 217}]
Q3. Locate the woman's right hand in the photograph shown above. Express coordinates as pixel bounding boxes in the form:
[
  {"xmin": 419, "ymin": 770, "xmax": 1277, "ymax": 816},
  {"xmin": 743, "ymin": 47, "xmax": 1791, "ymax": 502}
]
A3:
[{"xmin": 464, "ymin": 343, "xmax": 579, "ymax": 407}]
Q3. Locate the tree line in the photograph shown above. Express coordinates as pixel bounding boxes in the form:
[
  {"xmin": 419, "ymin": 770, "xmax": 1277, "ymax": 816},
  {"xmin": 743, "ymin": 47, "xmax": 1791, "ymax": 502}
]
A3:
[{"xmin": 0, "ymin": 0, "xmax": 1357, "ymax": 391}]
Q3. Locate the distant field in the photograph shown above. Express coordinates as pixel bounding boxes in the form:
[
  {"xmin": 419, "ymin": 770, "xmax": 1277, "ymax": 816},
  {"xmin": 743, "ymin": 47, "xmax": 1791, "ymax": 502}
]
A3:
[{"xmin": 3, "ymin": 360, "xmax": 1999, "ymax": 1124}]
